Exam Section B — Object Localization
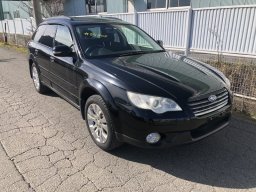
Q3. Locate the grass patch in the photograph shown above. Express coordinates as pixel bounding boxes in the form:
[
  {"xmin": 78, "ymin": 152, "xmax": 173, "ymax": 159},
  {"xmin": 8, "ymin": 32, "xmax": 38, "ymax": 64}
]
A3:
[{"xmin": 0, "ymin": 41, "xmax": 28, "ymax": 54}]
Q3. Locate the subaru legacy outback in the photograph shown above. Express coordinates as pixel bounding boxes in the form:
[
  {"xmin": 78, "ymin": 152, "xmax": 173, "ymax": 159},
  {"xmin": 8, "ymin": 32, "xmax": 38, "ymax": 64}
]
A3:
[{"xmin": 28, "ymin": 16, "xmax": 232, "ymax": 150}]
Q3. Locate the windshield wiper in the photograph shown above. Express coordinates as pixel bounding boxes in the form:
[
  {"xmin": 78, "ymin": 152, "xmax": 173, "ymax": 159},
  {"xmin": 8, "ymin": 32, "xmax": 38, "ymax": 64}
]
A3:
[
  {"xmin": 119, "ymin": 50, "xmax": 164, "ymax": 57},
  {"xmin": 118, "ymin": 51, "xmax": 147, "ymax": 56}
]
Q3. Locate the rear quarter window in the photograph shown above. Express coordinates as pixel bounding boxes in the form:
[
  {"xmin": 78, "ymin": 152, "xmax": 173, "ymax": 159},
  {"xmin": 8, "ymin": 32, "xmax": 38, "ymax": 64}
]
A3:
[
  {"xmin": 39, "ymin": 25, "xmax": 57, "ymax": 48},
  {"xmin": 33, "ymin": 25, "xmax": 46, "ymax": 42},
  {"xmin": 55, "ymin": 25, "xmax": 73, "ymax": 47}
]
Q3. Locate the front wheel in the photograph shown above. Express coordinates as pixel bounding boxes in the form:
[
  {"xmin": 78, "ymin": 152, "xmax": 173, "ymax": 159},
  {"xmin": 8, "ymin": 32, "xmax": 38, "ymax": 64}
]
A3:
[
  {"xmin": 85, "ymin": 95, "xmax": 122, "ymax": 151},
  {"xmin": 31, "ymin": 63, "xmax": 48, "ymax": 94}
]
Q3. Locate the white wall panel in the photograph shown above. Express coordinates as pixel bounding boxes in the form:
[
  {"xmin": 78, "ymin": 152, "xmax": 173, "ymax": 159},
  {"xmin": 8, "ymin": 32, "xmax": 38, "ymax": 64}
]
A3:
[
  {"xmin": 191, "ymin": 6, "xmax": 256, "ymax": 56},
  {"xmin": 137, "ymin": 9, "xmax": 189, "ymax": 49}
]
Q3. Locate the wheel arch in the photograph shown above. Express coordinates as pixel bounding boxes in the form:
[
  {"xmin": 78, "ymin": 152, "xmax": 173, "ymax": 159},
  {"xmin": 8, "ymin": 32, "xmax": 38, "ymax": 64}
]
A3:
[
  {"xmin": 28, "ymin": 54, "xmax": 37, "ymax": 78},
  {"xmin": 29, "ymin": 58, "xmax": 33, "ymax": 78},
  {"xmin": 79, "ymin": 78, "xmax": 117, "ymax": 120}
]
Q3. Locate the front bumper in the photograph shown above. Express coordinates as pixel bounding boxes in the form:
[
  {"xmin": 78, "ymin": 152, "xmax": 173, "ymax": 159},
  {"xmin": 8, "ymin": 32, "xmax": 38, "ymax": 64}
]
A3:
[{"xmin": 115, "ymin": 105, "xmax": 232, "ymax": 148}]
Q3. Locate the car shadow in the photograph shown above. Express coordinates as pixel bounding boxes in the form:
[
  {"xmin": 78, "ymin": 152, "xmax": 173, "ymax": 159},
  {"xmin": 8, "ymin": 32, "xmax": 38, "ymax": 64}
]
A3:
[
  {"xmin": 111, "ymin": 116, "xmax": 256, "ymax": 189},
  {"xmin": 43, "ymin": 90, "xmax": 60, "ymax": 98},
  {"xmin": 0, "ymin": 58, "xmax": 16, "ymax": 62}
]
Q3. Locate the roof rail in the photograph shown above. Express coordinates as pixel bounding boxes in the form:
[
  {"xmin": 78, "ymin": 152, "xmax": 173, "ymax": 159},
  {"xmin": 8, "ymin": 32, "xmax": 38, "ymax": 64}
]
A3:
[
  {"xmin": 102, "ymin": 16, "xmax": 123, "ymax": 21},
  {"xmin": 70, "ymin": 15, "xmax": 123, "ymax": 21}
]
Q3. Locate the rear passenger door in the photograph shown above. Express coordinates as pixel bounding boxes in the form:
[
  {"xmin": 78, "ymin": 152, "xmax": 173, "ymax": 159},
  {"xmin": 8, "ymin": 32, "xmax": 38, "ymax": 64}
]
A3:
[
  {"xmin": 50, "ymin": 25, "xmax": 79, "ymax": 105},
  {"xmin": 35, "ymin": 25, "xmax": 57, "ymax": 86}
]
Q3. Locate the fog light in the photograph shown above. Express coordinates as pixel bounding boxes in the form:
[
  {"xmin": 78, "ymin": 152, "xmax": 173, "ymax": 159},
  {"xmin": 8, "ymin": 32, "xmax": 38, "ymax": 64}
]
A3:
[{"xmin": 146, "ymin": 133, "xmax": 161, "ymax": 144}]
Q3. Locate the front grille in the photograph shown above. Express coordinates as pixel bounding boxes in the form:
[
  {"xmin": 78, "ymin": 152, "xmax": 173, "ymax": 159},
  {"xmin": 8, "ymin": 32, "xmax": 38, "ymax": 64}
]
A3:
[{"xmin": 188, "ymin": 88, "xmax": 229, "ymax": 117}]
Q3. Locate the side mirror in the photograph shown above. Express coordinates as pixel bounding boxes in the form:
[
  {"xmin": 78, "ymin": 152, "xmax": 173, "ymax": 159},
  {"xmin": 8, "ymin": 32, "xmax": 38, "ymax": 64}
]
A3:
[
  {"xmin": 53, "ymin": 45, "xmax": 72, "ymax": 57},
  {"xmin": 156, "ymin": 40, "xmax": 163, "ymax": 47}
]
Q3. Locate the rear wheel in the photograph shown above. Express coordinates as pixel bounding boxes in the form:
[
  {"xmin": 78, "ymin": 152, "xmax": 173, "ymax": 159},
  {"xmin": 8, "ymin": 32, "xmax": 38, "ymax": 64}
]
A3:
[
  {"xmin": 85, "ymin": 95, "xmax": 121, "ymax": 151},
  {"xmin": 31, "ymin": 63, "xmax": 48, "ymax": 94}
]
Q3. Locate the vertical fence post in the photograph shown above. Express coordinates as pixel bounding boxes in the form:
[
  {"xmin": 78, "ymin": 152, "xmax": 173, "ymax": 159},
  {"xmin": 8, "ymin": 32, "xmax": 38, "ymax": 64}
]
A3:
[
  {"xmin": 133, "ymin": 11, "xmax": 138, "ymax": 26},
  {"xmin": 20, "ymin": 18, "xmax": 26, "ymax": 46},
  {"xmin": 185, "ymin": 7, "xmax": 192, "ymax": 56},
  {"xmin": 7, "ymin": 20, "xmax": 10, "ymax": 43},
  {"xmin": 13, "ymin": 19, "xmax": 17, "ymax": 45},
  {"xmin": 0, "ymin": 20, "xmax": 4, "ymax": 40},
  {"xmin": 4, "ymin": 21, "xmax": 7, "ymax": 44},
  {"xmin": 30, "ymin": 17, "xmax": 34, "ymax": 34}
]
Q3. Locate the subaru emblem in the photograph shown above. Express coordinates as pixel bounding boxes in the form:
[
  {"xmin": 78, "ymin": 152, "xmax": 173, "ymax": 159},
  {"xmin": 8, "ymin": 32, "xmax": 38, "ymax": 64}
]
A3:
[{"xmin": 208, "ymin": 95, "xmax": 217, "ymax": 102}]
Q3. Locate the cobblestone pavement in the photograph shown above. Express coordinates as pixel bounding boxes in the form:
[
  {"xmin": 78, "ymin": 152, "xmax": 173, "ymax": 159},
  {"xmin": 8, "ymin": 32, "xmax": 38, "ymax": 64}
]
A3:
[{"xmin": 0, "ymin": 47, "xmax": 256, "ymax": 192}]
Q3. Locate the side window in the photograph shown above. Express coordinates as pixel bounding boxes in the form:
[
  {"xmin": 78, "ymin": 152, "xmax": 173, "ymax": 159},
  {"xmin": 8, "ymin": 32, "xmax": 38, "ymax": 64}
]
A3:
[
  {"xmin": 55, "ymin": 25, "xmax": 73, "ymax": 47},
  {"xmin": 39, "ymin": 25, "xmax": 57, "ymax": 48},
  {"xmin": 33, "ymin": 25, "xmax": 46, "ymax": 42}
]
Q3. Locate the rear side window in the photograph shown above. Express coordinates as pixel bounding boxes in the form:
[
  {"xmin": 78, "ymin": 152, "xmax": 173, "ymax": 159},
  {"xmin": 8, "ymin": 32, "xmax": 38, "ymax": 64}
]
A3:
[
  {"xmin": 33, "ymin": 25, "xmax": 46, "ymax": 42},
  {"xmin": 55, "ymin": 25, "xmax": 73, "ymax": 47},
  {"xmin": 39, "ymin": 25, "xmax": 57, "ymax": 48}
]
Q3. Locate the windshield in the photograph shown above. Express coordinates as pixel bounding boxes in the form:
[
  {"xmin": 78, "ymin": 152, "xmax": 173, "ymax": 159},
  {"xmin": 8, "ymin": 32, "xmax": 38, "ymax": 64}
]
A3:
[{"xmin": 75, "ymin": 23, "xmax": 164, "ymax": 58}]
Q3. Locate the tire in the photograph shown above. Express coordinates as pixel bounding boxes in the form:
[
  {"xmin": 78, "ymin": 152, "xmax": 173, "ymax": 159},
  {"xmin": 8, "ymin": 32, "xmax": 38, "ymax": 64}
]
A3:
[
  {"xmin": 31, "ymin": 63, "xmax": 49, "ymax": 94},
  {"xmin": 85, "ymin": 95, "xmax": 122, "ymax": 151}
]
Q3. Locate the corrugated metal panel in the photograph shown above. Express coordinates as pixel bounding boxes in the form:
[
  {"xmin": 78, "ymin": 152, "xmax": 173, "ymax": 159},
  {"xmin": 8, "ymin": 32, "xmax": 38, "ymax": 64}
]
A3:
[
  {"xmin": 102, "ymin": 13, "xmax": 135, "ymax": 24},
  {"xmin": 190, "ymin": 6, "xmax": 256, "ymax": 55},
  {"xmin": 137, "ymin": 9, "xmax": 189, "ymax": 49},
  {"xmin": 22, "ymin": 18, "xmax": 35, "ymax": 35},
  {"xmin": 7, "ymin": 20, "xmax": 15, "ymax": 34},
  {"xmin": 14, "ymin": 19, "xmax": 23, "ymax": 34},
  {"xmin": 0, "ymin": 18, "xmax": 35, "ymax": 35},
  {"xmin": 0, "ymin": 20, "xmax": 3, "ymax": 33}
]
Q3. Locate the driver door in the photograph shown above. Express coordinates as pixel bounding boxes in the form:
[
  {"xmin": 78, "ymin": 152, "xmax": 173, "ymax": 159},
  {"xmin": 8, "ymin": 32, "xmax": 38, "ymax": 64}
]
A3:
[{"xmin": 50, "ymin": 25, "xmax": 79, "ymax": 105}]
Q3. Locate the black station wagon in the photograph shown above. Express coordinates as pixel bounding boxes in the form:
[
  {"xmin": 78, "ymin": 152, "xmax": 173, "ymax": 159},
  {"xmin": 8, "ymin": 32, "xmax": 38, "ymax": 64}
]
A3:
[{"xmin": 28, "ymin": 16, "xmax": 232, "ymax": 150}]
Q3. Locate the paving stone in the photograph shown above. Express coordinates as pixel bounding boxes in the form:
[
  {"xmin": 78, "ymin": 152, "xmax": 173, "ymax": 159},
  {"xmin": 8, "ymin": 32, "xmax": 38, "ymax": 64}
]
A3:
[
  {"xmin": 16, "ymin": 156, "xmax": 52, "ymax": 173},
  {"xmin": 2, "ymin": 132, "xmax": 45, "ymax": 157},
  {"xmin": 49, "ymin": 151, "xmax": 65, "ymax": 164},
  {"xmin": 40, "ymin": 145, "xmax": 58, "ymax": 156},
  {"xmin": 55, "ymin": 172, "xmax": 89, "ymax": 192}
]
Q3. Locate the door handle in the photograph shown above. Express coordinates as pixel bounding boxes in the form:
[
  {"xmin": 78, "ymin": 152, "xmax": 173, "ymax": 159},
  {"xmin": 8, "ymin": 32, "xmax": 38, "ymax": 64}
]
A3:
[{"xmin": 50, "ymin": 56, "xmax": 55, "ymax": 63}]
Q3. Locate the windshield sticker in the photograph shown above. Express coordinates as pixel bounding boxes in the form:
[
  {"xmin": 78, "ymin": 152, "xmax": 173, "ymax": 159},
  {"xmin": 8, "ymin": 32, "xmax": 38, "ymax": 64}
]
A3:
[{"xmin": 83, "ymin": 32, "xmax": 108, "ymax": 38}]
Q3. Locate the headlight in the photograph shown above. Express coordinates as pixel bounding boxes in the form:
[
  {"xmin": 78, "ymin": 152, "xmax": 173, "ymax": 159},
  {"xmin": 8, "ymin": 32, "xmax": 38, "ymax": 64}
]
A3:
[{"xmin": 127, "ymin": 91, "xmax": 182, "ymax": 114}]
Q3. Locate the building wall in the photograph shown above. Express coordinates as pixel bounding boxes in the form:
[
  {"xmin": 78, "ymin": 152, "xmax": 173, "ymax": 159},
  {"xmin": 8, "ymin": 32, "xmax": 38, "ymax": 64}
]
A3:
[
  {"xmin": 134, "ymin": 0, "xmax": 147, "ymax": 11},
  {"xmin": 64, "ymin": 0, "xmax": 86, "ymax": 16},
  {"xmin": 106, "ymin": 0, "xmax": 127, "ymax": 13}
]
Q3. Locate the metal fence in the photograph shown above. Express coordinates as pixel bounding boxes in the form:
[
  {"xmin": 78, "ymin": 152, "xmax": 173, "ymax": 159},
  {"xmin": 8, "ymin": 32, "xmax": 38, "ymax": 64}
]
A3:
[
  {"xmin": 1, "ymin": 5, "xmax": 256, "ymax": 58},
  {"xmin": 190, "ymin": 6, "xmax": 256, "ymax": 57},
  {"xmin": 137, "ymin": 9, "xmax": 189, "ymax": 50},
  {"xmin": 0, "ymin": 18, "xmax": 35, "ymax": 39},
  {"xmin": 99, "ymin": 5, "xmax": 256, "ymax": 58},
  {"xmin": 104, "ymin": 13, "xmax": 134, "ymax": 25},
  {"xmin": 98, "ymin": 8, "xmax": 190, "ymax": 51}
]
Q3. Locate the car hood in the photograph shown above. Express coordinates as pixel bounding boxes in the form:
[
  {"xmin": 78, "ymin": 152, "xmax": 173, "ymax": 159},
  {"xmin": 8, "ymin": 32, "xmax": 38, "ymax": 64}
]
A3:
[{"xmin": 88, "ymin": 51, "xmax": 226, "ymax": 101}]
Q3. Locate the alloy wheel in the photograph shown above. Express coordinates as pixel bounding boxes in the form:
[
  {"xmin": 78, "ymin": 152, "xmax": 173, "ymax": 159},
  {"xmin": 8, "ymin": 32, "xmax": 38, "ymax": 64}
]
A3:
[
  {"xmin": 32, "ymin": 66, "xmax": 40, "ymax": 90},
  {"xmin": 87, "ymin": 103, "xmax": 109, "ymax": 144}
]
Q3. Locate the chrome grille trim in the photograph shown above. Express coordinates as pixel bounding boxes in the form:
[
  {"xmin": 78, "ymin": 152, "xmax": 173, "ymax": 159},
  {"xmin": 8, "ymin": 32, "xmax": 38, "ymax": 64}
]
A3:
[
  {"xmin": 191, "ymin": 96, "xmax": 228, "ymax": 110},
  {"xmin": 189, "ymin": 88, "xmax": 229, "ymax": 117}
]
